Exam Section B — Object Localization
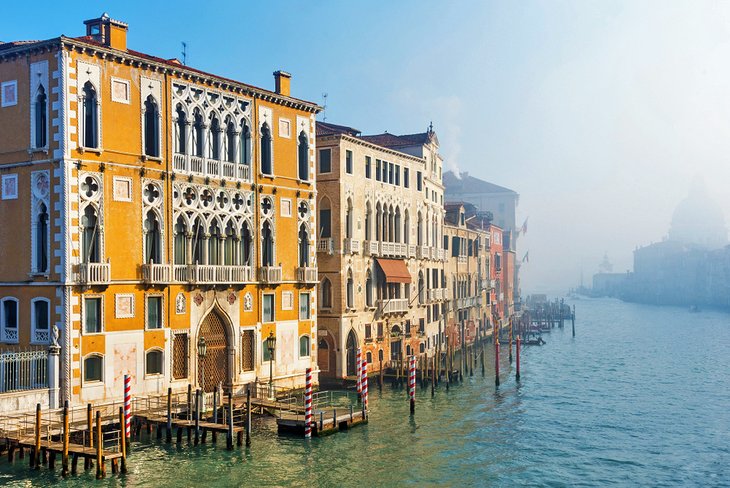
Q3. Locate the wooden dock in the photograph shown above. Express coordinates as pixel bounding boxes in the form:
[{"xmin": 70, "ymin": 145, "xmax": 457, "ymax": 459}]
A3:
[{"xmin": 277, "ymin": 407, "xmax": 368, "ymax": 436}]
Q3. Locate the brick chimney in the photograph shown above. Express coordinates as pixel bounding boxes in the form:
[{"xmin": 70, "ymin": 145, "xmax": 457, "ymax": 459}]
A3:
[
  {"xmin": 83, "ymin": 13, "xmax": 128, "ymax": 51},
  {"xmin": 273, "ymin": 70, "xmax": 291, "ymax": 97}
]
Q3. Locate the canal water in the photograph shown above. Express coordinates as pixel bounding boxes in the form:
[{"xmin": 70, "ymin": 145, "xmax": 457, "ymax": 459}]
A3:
[{"xmin": 1, "ymin": 297, "xmax": 729, "ymax": 487}]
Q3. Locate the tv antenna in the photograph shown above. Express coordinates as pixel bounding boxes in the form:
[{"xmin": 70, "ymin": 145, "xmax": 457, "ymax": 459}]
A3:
[
  {"xmin": 321, "ymin": 93, "xmax": 328, "ymax": 121},
  {"xmin": 181, "ymin": 42, "xmax": 187, "ymax": 65}
]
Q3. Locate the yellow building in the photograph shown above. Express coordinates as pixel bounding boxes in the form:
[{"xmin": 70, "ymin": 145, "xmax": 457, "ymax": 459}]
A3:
[{"xmin": 0, "ymin": 14, "xmax": 320, "ymax": 409}]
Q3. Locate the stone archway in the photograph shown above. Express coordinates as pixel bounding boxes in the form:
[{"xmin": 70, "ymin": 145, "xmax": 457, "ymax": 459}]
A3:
[{"xmin": 198, "ymin": 310, "xmax": 231, "ymax": 392}]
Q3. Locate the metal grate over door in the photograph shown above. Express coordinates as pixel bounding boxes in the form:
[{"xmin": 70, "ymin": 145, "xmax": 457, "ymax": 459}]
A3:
[
  {"xmin": 241, "ymin": 330, "xmax": 254, "ymax": 372},
  {"xmin": 172, "ymin": 333, "xmax": 189, "ymax": 380},
  {"xmin": 198, "ymin": 312, "xmax": 229, "ymax": 392}
]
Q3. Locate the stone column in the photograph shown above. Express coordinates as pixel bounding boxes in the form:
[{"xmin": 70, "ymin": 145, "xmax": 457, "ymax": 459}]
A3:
[{"xmin": 48, "ymin": 344, "xmax": 61, "ymax": 409}]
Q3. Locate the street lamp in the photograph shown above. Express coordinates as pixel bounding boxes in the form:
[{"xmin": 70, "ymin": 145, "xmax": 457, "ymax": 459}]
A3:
[
  {"xmin": 197, "ymin": 336, "xmax": 207, "ymax": 392},
  {"xmin": 266, "ymin": 331, "xmax": 276, "ymax": 398}
]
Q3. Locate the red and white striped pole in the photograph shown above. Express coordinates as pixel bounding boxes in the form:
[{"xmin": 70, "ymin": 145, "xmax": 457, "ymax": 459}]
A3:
[
  {"xmin": 408, "ymin": 355, "xmax": 416, "ymax": 415},
  {"xmin": 495, "ymin": 336, "xmax": 501, "ymax": 387},
  {"xmin": 361, "ymin": 360, "xmax": 368, "ymax": 417},
  {"xmin": 123, "ymin": 374, "xmax": 131, "ymax": 440},
  {"xmin": 304, "ymin": 367, "xmax": 313, "ymax": 438},
  {"xmin": 355, "ymin": 348, "xmax": 362, "ymax": 402}
]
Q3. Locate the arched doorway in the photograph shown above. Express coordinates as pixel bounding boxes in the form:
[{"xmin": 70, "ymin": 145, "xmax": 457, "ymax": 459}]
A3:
[
  {"xmin": 317, "ymin": 337, "xmax": 331, "ymax": 374},
  {"xmin": 345, "ymin": 330, "xmax": 357, "ymax": 377},
  {"xmin": 198, "ymin": 310, "xmax": 230, "ymax": 392}
]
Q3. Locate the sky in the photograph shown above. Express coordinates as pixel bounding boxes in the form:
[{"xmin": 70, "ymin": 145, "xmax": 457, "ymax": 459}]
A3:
[{"xmin": 3, "ymin": 1, "xmax": 730, "ymax": 293}]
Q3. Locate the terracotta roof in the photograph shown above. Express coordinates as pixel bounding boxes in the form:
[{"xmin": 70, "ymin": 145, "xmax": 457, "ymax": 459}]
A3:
[
  {"xmin": 0, "ymin": 40, "xmax": 42, "ymax": 52},
  {"xmin": 375, "ymin": 258, "xmax": 412, "ymax": 284},
  {"xmin": 360, "ymin": 131, "xmax": 435, "ymax": 148},
  {"xmin": 316, "ymin": 121, "xmax": 361, "ymax": 137},
  {"xmin": 443, "ymin": 170, "xmax": 517, "ymax": 195}
]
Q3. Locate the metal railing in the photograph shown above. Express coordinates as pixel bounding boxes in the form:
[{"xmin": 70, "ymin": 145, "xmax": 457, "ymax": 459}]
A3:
[{"xmin": 0, "ymin": 349, "xmax": 48, "ymax": 393}]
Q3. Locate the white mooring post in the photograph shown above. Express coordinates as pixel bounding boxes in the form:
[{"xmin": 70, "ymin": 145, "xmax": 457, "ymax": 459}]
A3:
[{"xmin": 48, "ymin": 344, "xmax": 60, "ymax": 409}]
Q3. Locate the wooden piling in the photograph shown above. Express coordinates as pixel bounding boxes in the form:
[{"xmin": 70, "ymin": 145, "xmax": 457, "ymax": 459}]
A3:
[
  {"xmin": 227, "ymin": 391, "xmax": 234, "ymax": 450},
  {"xmin": 119, "ymin": 407, "xmax": 127, "ymax": 473},
  {"xmin": 187, "ymin": 384, "xmax": 192, "ymax": 421},
  {"xmin": 95, "ymin": 411, "xmax": 103, "ymax": 479},
  {"xmin": 495, "ymin": 335, "xmax": 501, "ymax": 387},
  {"xmin": 194, "ymin": 389, "xmax": 201, "ymax": 445},
  {"xmin": 246, "ymin": 387, "xmax": 252, "ymax": 447},
  {"xmin": 516, "ymin": 335, "xmax": 521, "ymax": 381},
  {"xmin": 33, "ymin": 403, "xmax": 41, "ymax": 469},
  {"xmin": 431, "ymin": 357, "xmax": 435, "ymax": 397},
  {"xmin": 62, "ymin": 400, "xmax": 69, "ymax": 476},
  {"xmin": 166, "ymin": 387, "xmax": 172, "ymax": 443}
]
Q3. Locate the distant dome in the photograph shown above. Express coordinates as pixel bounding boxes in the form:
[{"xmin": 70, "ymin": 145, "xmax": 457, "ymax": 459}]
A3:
[{"xmin": 668, "ymin": 177, "xmax": 727, "ymax": 249}]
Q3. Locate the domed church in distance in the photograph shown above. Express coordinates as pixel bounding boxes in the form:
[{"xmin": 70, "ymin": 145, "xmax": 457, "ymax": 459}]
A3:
[{"xmin": 667, "ymin": 177, "xmax": 727, "ymax": 250}]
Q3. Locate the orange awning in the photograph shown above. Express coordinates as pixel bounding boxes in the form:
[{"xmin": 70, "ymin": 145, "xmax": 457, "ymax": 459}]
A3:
[{"xmin": 375, "ymin": 258, "xmax": 412, "ymax": 283}]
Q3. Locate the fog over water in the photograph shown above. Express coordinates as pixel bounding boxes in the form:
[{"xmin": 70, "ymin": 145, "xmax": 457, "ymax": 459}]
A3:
[{"xmin": 5, "ymin": 1, "xmax": 730, "ymax": 292}]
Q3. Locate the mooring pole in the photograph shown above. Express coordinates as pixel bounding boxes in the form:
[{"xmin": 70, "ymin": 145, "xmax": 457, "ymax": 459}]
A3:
[
  {"xmin": 119, "ymin": 407, "xmax": 127, "ymax": 473},
  {"xmin": 62, "ymin": 400, "xmax": 69, "ymax": 476},
  {"xmin": 246, "ymin": 387, "xmax": 252, "ymax": 447},
  {"xmin": 33, "ymin": 403, "xmax": 41, "ymax": 469},
  {"xmin": 495, "ymin": 335, "xmax": 501, "ymax": 387},
  {"xmin": 516, "ymin": 335, "xmax": 521, "ymax": 381},
  {"xmin": 227, "ymin": 391, "xmax": 234, "ymax": 450},
  {"xmin": 166, "ymin": 387, "xmax": 172, "ymax": 443},
  {"xmin": 95, "ymin": 411, "xmax": 103, "ymax": 479},
  {"xmin": 194, "ymin": 389, "xmax": 201, "ymax": 445},
  {"xmin": 572, "ymin": 305, "xmax": 576, "ymax": 337},
  {"xmin": 409, "ymin": 355, "xmax": 416, "ymax": 415},
  {"xmin": 431, "ymin": 357, "xmax": 435, "ymax": 398}
]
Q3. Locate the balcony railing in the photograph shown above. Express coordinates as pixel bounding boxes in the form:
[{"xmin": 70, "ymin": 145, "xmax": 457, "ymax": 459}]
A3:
[
  {"xmin": 173, "ymin": 152, "xmax": 251, "ymax": 182},
  {"xmin": 378, "ymin": 298, "xmax": 409, "ymax": 314},
  {"xmin": 78, "ymin": 261, "xmax": 111, "ymax": 285},
  {"xmin": 142, "ymin": 262, "xmax": 171, "ymax": 284},
  {"xmin": 259, "ymin": 266, "xmax": 282, "ymax": 284},
  {"xmin": 297, "ymin": 267, "xmax": 318, "ymax": 283},
  {"xmin": 172, "ymin": 264, "xmax": 252, "ymax": 284},
  {"xmin": 436, "ymin": 249, "xmax": 445, "ymax": 261},
  {"xmin": 379, "ymin": 242, "xmax": 408, "ymax": 258},
  {"xmin": 408, "ymin": 245, "xmax": 417, "ymax": 258},
  {"xmin": 364, "ymin": 240, "xmax": 379, "ymax": 256},
  {"xmin": 458, "ymin": 256, "xmax": 468, "ymax": 265},
  {"xmin": 428, "ymin": 288, "xmax": 446, "ymax": 301},
  {"xmin": 417, "ymin": 246, "xmax": 430, "ymax": 259},
  {"xmin": 317, "ymin": 238, "xmax": 334, "ymax": 254},
  {"xmin": 343, "ymin": 238, "xmax": 361, "ymax": 254}
]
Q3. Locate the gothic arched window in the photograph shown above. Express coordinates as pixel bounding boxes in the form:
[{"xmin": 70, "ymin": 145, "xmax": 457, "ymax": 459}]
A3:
[
  {"xmin": 82, "ymin": 82, "xmax": 98, "ymax": 149},
  {"xmin": 298, "ymin": 130, "xmax": 309, "ymax": 181},
  {"xmin": 35, "ymin": 86, "xmax": 47, "ymax": 148},
  {"xmin": 144, "ymin": 95, "xmax": 160, "ymax": 157},
  {"xmin": 260, "ymin": 122, "xmax": 272, "ymax": 175}
]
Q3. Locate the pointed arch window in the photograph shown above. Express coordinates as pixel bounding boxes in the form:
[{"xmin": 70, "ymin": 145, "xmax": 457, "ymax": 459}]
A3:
[
  {"xmin": 261, "ymin": 220, "xmax": 274, "ymax": 266},
  {"xmin": 321, "ymin": 277, "xmax": 332, "ymax": 309},
  {"xmin": 36, "ymin": 203, "xmax": 49, "ymax": 273},
  {"xmin": 394, "ymin": 207, "xmax": 401, "ymax": 243},
  {"xmin": 298, "ymin": 130, "xmax": 309, "ymax": 181},
  {"xmin": 224, "ymin": 221, "xmax": 236, "ymax": 265},
  {"xmin": 345, "ymin": 199, "xmax": 353, "ymax": 239},
  {"xmin": 365, "ymin": 202, "xmax": 372, "ymax": 241},
  {"xmin": 240, "ymin": 120, "xmax": 251, "ymax": 166},
  {"xmin": 144, "ymin": 95, "xmax": 160, "ymax": 157},
  {"xmin": 417, "ymin": 212, "xmax": 423, "ymax": 246},
  {"xmin": 35, "ymin": 85, "xmax": 47, "ymax": 148},
  {"xmin": 82, "ymin": 82, "xmax": 98, "ymax": 149},
  {"xmin": 241, "ymin": 221, "xmax": 253, "ymax": 266},
  {"xmin": 208, "ymin": 220, "xmax": 222, "ymax": 265},
  {"xmin": 346, "ymin": 270, "xmax": 354, "ymax": 309},
  {"xmin": 319, "ymin": 198, "xmax": 332, "ymax": 238},
  {"xmin": 81, "ymin": 205, "xmax": 100, "ymax": 263},
  {"xmin": 175, "ymin": 105, "xmax": 187, "ymax": 154},
  {"xmin": 375, "ymin": 203, "xmax": 381, "ymax": 241},
  {"xmin": 193, "ymin": 110, "xmax": 204, "ymax": 157},
  {"xmin": 226, "ymin": 121, "xmax": 237, "ymax": 163},
  {"xmin": 365, "ymin": 270, "xmax": 373, "ymax": 307},
  {"xmin": 144, "ymin": 210, "xmax": 162, "ymax": 264},
  {"xmin": 404, "ymin": 210, "xmax": 410, "ymax": 245},
  {"xmin": 209, "ymin": 115, "xmax": 221, "ymax": 160},
  {"xmin": 299, "ymin": 223, "xmax": 309, "ymax": 267},
  {"xmin": 192, "ymin": 218, "xmax": 205, "ymax": 265},
  {"xmin": 174, "ymin": 216, "xmax": 187, "ymax": 265},
  {"xmin": 260, "ymin": 122, "xmax": 272, "ymax": 175},
  {"xmin": 418, "ymin": 271, "xmax": 425, "ymax": 305}
]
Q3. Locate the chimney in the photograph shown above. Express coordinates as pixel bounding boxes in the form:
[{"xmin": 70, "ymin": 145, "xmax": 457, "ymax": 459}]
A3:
[
  {"xmin": 273, "ymin": 70, "xmax": 291, "ymax": 97},
  {"xmin": 83, "ymin": 13, "xmax": 128, "ymax": 51}
]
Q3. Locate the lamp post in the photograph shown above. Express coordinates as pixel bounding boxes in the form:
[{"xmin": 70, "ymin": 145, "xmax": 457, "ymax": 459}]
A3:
[
  {"xmin": 197, "ymin": 336, "xmax": 207, "ymax": 411},
  {"xmin": 266, "ymin": 331, "xmax": 276, "ymax": 399}
]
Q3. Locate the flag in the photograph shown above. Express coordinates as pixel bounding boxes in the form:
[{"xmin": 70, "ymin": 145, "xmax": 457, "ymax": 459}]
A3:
[
  {"xmin": 520, "ymin": 217, "xmax": 529, "ymax": 236},
  {"xmin": 522, "ymin": 251, "xmax": 529, "ymax": 263}
]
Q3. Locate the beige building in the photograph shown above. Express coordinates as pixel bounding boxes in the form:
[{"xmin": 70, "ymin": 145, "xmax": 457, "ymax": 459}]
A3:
[{"xmin": 315, "ymin": 122, "xmax": 446, "ymax": 379}]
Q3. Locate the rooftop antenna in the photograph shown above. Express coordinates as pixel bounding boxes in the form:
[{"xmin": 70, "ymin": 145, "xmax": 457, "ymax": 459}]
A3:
[
  {"xmin": 321, "ymin": 93, "xmax": 328, "ymax": 121},
  {"xmin": 181, "ymin": 42, "xmax": 187, "ymax": 66}
]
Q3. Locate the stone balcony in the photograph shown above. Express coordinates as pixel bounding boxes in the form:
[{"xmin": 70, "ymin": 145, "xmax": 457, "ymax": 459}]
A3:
[
  {"xmin": 378, "ymin": 298, "xmax": 409, "ymax": 314},
  {"xmin": 417, "ymin": 245, "xmax": 431, "ymax": 259},
  {"xmin": 173, "ymin": 153, "xmax": 251, "ymax": 182},
  {"xmin": 317, "ymin": 238, "xmax": 334, "ymax": 255},
  {"xmin": 78, "ymin": 261, "xmax": 111, "ymax": 285},
  {"xmin": 297, "ymin": 266, "xmax": 318, "ymax": 284},
  {"xmin": 364, "ymin": 240, "xmax": 379, "ymax": 256},
  {"xmin": 343, "ymin": 238, "xmax": 361, "ymax": 254},
  {"xmin": 258, "ymin": 266, "xmax": 283, "ymax": 284},
  {"xmin": 427, "ymin": 288, "xmax": 446, "ymax": 301},
  {"xmin": 379, "ymin": 242, "xmax": 408, "ymax": 258},
  {"xmin": 142, "ymin": 262, "xmax": 171, "ymax": 284},
  {"xmin": 172, "ymin": 264, "xmax": 253, "ymax": 284}
]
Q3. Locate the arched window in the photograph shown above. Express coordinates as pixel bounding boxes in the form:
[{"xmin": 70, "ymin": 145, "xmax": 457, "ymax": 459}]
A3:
[
  {"xmin": 193, "ymin": 110, "xmax": 204, "ymax": 157},
  {"xmin": 298, "ymin": 130, "xmax": 309, "ymax": 181},
  {"xmin": 145, "ymin": 349, "xmax": 163, "ymax": 376},
  {"xmin": 260, "ymin": 122, "xmax": 272, "ymax": 175},
  {"xmin": 375, "ymin": 203, "xmax": 381, "ymax": 241},
  {"xmin": 1, "ymin": 297, "xmax": 19, "ymax": 343},
  {"xmin": 404, "ymin": 210, "xmax": 410, "ymax": 245},
  {"xmin": 81, "ymin": 206, "xmax": 100, "ymax": 263},
  {"xmin": 36, "ymin": 203, "xmax": 49, "ymax": 273},
  {"xmin": 365, "ymin": 202, "xmax": 372, "ymax": 241},
  {"xmin": 417, "ymin": 212, "xmax": 423, "ymax": 246},
  {"xmin": 144, "ymin": 210, "xmax": 161, "ymax": 264},
  {"xmin": 378, "ymin": 349, "xmax": 384, "ymax": 362},
  {"xmin": 31, "ymin": 298, "xmax": 50, "ymax": 344},
  {"xmin": 192, "ymin": 217, "xmax": 205, "ymax": 265},
  {"xmin": 406, "ymin": 345, "xmax": 412, "ymax": 357},
  {"xmin": 175, "ymin": 105, "xmax": 187, "ymax": 154},
  {"xmin": 319, "ymin": 198, "xmax": 331, "ymax": 238},
  {"xmin": 208, "ymin": 220, "xmax": 222, "ymax": 265},
  {"xmin": 261, "ymin": 221, "xmax": 274, "ymax": 266},
  {"xmin": 174, "ymin": 216, "xmax": 187, "ymax": 265},
  {"xmin": 418, "ymin": 271, "xmax": 425, "ymax": 304},
  {"xmin": 321, "ymin": 277, "xmax": 332, "ymax": 308},
  {"xmin": 226, "ymin": 121, "xmax": 237, "ymax": 162},
  {"xmin": 394, "ymin": 207, "xmax": 401, "ymax": 243},
  {"xmin": 298, "ymin": 223, "xmax": 309, "ymax": 267},
  {"xmin": 224, "ymin": 221, "xmax": 236, "ymax": 265},
  {"xmin": 144, "ymin": 95, "xmax": 160, "ymax": 157},
  {"xmin": 35, "ymin": 85, "xmax": 47, "ymax": 148},
  {"xmin": 388, "ymin": 206, "xmax": 394, "ymax": 242},
  {"xmin": 240, "ymin": 120, "xmax": 251, "ymax": 166},
  {"xmin": 299, "ymin": 335, "xmax": 310, "ymax": 358},
  {"xmin": 366, "ymin": 351, "xmax": 372, "ymax": 364},
  {"xmin": 345, "ymin": 199, "xmax": 353, "ymax": 239},
  {"xmin": 240, "ymin": 221, "xmax": 253, "ymax": 266},
  {"xmin": 82, "ymin": 82, "xmax": 98, "ymax": 148},
  {"xmin": 365, "ymin": 270, "xmax": 373, "ymax": 307},
  {"xmin": 83, "ymin": 355, "xmax": 103, "ymax": 383},
  {"xmin": 346, "ymin": 270, "xmax": 354, "ymax": 309},
  {"xmin": 209, "ymin": 115, "xmax": 221, "ymax": 160}
]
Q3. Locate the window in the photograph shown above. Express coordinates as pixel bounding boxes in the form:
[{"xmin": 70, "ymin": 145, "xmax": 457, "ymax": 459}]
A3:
[
  {"xmin": 345, "ymin": 150, "xmax": 353, "ymax": 174},
  {"xmin": 378, "ymin": 348, "xmax": 384, "ymax": 362},
  {"xmin": 224, "ymin": 221, "xmax": 236, "ymax": 265},
  {"xmin": 416, "ymin": 171, "xmax": 423, "ymax": 191},
  {"xmin": 346, "ymin": 270, "xmax": 354, "ymax": 309},
  {"xmin": 419, "ymin": 318, "xmax": 425, "ymax": 333},
  {"xmin": 34, "ymin": 85, "xmax": 47, "ymax": 148},
  {"xmin": 261, "ymin": 221, "xmax": 274, "ymax": 266},
  {"xmin": 495, "ymin": 253, "xmax": 502, "ymax": 271},
  {"xmin": 365, "ymin": 271, "xmax": 373, "ymax": 307},
  {"xmin": 35, "ymin": 203, "xmax": 49, "ymax": 273},
  {"xmin": 84, "ymin": 355, "xmax": 103, "ymax": 383},
  {"xmin": 405, "ymin": 320, "xmax": 411, "ymax": 335},
  {"xmin": 146, "ymin": 296, "xmax": 162, "ymax": 329},
  {"xmin": 444, "ymin": 235, "xmax": 449, "ymax": 250},
  {"xmin": 388, "ymin": 163, "xmax": 394, "ymax": 184},
  {"xmin": 241, "ymin": 329, "xmax": 255, "ymax": 371},
  {"xmin": 146, "ymin": 350, "xmax": 163, "ymax": 375},
  {"xmin": 144, "ymin": 210, "xmax": 161, "ymax": 264},
  {"xmin": 81, "ymin": 206, "xmax": 101, "ymax": 263},
  {"xmin": 31, "ymin": 298, "xmax": 50, "ymax": 344},
  {"xmin": 377, "ymin": 322, "xmax": 383, "ymax": 339},
  {"xmin": 395, "ymin": 165, "xmax": 400, "ymax": 186},
  {"xmin": 84, "ymin": 297, "xmax": 102, "ymax": 334},
  {"xmin": 1, "ymin": 298, "xmax": 19, "ymax": 343},
  {"xmin": 366, "ymin": 351, "xmax": 372, "ymax": 364},
  {"xmin": 240, "ymin": 120, "xmax": 251, "ymax": 167},
  {"xmin": 376, "ymin": 160, "xmax": 381, "ymax": 181},
  {"xmin": 345, "ymin": 199, "xmax": 353, "ymax": 239},
  {"xmin": 319, "ymin": 148, "xmax": 331, "ymax": 173},
  {"xmin": 193, "ymin": 110, "xmax": 204, "ymax": 157},
  {"xmin": 263, "ymin": 294, "xmax": 275, "ymax": 323},
  {"xmin": 172, "ymin": 333, "xmax": 189, "ymax": 379},
  {"xmin": 261, "ymin": 123, "xmax": 272, "ymax": 174},
  {"xmin": 299, "ymin": 335, "xmax": 311, "ymax": 358},
  {"xmin": 365, "ymin": 324, "xmax": 372, "ymax": 340},
  {"xmin": 319, "ymin": 206, "xmax": 332, "ymax": 238},
  {"xmin": 174, "ymin": 216, "xmax": 187, "ymax": 265},
  {"xmin": 175, "ymin": 105, "xmax": 187, "ymax": 154},
  {"xmin": 299, "ymin": 223, "xmax": 309, "ymax": 267},
  {"xmin": 144, "ymin": 95, "xmax": 160, "ymax": 157},
  {"xmin": 241, "ymin": 221, "xmax": 253, "ymax": 266},
  {"xmin": 404, "ymin": 168, "xmax": 409, "ymax": 188},
  {"xmin": 321, "ymin": 278, "xmax": 332, "ymax": 308},
  {"xmin": 365, "ymin": 203, "xmax": 372, "ymax": 241},
  {"xmin": 1, "ymin": 80, "xmax": 18, "ymax": 107},
  {"xmin": 365, "ymin": 156, "xmax": 371, "ymax": 179},
  {"xmin": 226, "ymin": 120, "xmax": 237, "ymax": 162},
  {"xmin": 298, "ymin": 130, "xmax": 309, "ymax": 181},
  {"xmin": 82, "ymin": 82, "xmax": 98, "ymax": 149},
  {"xmin": 209, "ymin": 115, "xmax": 221, "ymax": 160},
  {"xmin": 299, "ymin": 292, "xmax": 311, "ymax": 320},
  {"xmin": 208, "ymin": 220, "xmax": 222, "ymax": 265}
]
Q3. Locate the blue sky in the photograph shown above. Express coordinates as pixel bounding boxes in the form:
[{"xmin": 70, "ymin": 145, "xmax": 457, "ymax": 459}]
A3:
[{"xmin": 5, "ymin": 1, "xmax": 730, "ymax": 292}]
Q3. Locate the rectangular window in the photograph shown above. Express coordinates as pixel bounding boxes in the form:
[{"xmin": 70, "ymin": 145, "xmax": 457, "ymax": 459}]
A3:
[
  {"xmin": 404, "ymin": 168, "xmax": 409, "ymax": 188},
  {"xmin": 417, "ymin": 171, "xmax": 423, "ymax": 191},
  {"xmin": 419, "ymin": 318, "xmax": 425, "ymax": 333},
  {"xmin": 345, "ymin": 150, "xmax": 353, "ymax": 174},
  {"xmin": 319, "ymin": 148, "xmax": 332, "ymax": 173},
  {"xmin": 395, "ymin": 165, "xmax": 400, "ymax": 186},
  {"xmin": 388, "ymin": 163, "xmax": 394, "ymax": 184},
  {"xmin": 84, "ymin": 297, "xmax": 102, "ymax": 334},
  {"xmin": 263, "ymin": 294, "xmax": 275, "ymax": 323},
  {"xmin": 376, "ymin": 159, "xmax": 381, "ymax": 181},
  {"xmin": 241, "ymin": 329, "xmax": 255, "ymax": 371},
  {"xmin": 377, "ymin": 322, "xmax": 384, "ymax": 339},
  {"xmin": 172, "ymin": 333, "xmax": 189, "ymax": 379},
  {"xmin": 405, "ymin": 320, "xmax": 411, "ymax": 335},
  {"xmin": 319, "ymin": 209, "xmax": 332, "ymax": 238},
  {"xmin": 452, "ymin": 236, "xmax": 460, "ymax": 257},
  {"xmin": 444, "ymin": 235, "xmax": 449, "ymax": 250},
  {"xmin": 365, "ymin": 156, "xmax": 371, "ymax": 179},
  {"xmin": 365, "ymin": 324, "xmax": 372, "ymax": 340},
  {"xmin": 147, "ymin": 296, "xmax": 162, "ymax": 329},
  {"xmin": 299, "ymin": 292, "xmax": 311, "ymax": 320}
]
